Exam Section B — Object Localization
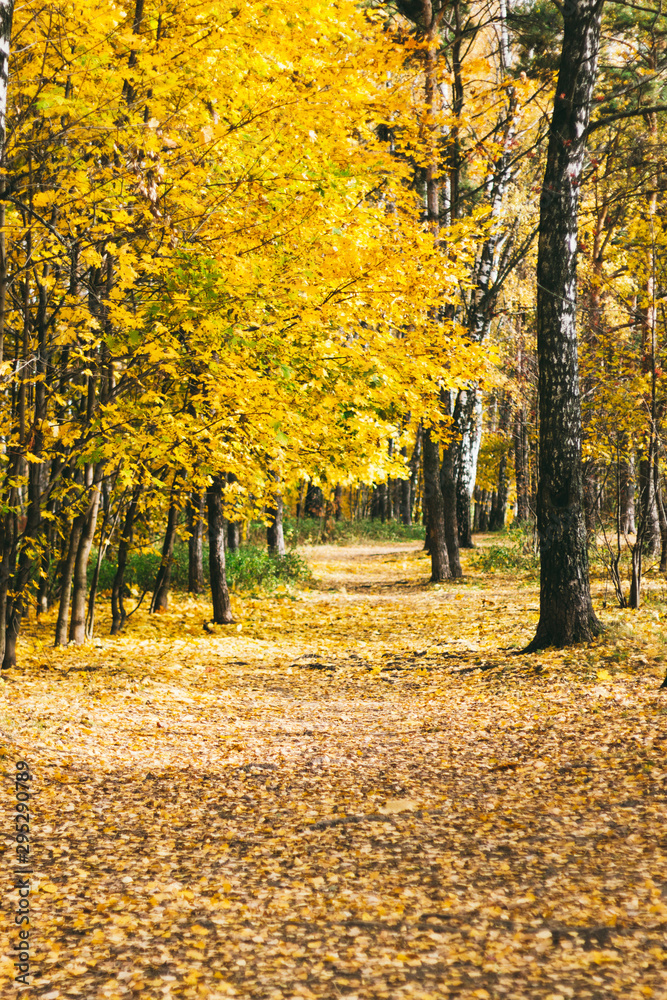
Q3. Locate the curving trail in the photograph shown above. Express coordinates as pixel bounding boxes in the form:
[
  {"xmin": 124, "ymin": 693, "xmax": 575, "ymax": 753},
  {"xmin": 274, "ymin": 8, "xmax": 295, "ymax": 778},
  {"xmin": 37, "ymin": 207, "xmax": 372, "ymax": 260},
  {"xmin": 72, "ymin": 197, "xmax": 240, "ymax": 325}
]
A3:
[{"xmin": 1, "ymin": 540, "xmax": 666, "ymax": 999}]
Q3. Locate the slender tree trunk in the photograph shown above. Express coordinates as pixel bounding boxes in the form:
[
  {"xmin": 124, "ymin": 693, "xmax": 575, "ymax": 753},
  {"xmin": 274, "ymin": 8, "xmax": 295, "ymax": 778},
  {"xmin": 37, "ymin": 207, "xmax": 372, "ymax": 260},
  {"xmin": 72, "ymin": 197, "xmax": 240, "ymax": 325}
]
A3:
[
  {"xmin": 514, "ymin": 405, "xmax": 530, "ymax": 521},
  {"xmin": 619, "ymin": 454, "xmax": 635, "ymax": 535},
  {"xmin": 267, "ymin": 492, "xmax": 286, "ymax": 557},
  {"xmin": 526, "ymin": 0, "xmax": 603, "ymax": 651},
  {"xmin": 490, "ymin": 453, "xmax": 508, "ymax": 530},
  {"xmin": 111, "ymin": 486, "xmax": 141, "ymax": 634},
  {"xmin": 454, "ymin": 390, "xmax": 483, "ymax": 547},
  {"xmin": 151, "ymin": 493, "xmax": 179, "ymax": 613},
  {"xmin": 422, "ymin": 428, "xmax": 450, "ymax": 581},
  {"xmin": 68, "ymin": 480, "xmax": 102, "ymax": 644},
  {"xmin": 227, "ymin": 520, "xmax": 240, "ymax": 553},
  {"xmin": 55, "ymin": 515, "xmax": 84, "ymax": 646},
  {"xmin": 208, "ymin": 475, "xmax": 233, "ymax": 624},
  {"xmin": 441, "ymin": 441, "xmax": 462, "ymax": 577},
  {"xmin": 187, "ymin": 492, "xmax": 204, "ymax": 594},
  {"xmin": 639, "ymin": 457, "xmax": 660, "ymax": 557}
]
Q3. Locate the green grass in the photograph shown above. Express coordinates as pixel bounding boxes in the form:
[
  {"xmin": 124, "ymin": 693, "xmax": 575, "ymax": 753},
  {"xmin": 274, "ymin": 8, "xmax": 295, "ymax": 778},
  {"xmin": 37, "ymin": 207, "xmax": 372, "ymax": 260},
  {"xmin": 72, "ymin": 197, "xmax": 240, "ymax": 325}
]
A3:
[
  {"xmin": 470, "ymin": 524, "xmax": 539, "ymax": 576},
  {"xmin": 90, "ymin": 542, "xmax": 312, "ymax": 595},
  {"xmin": 248, "ymin": 516, "xmax": 426, "ymax": 547}
]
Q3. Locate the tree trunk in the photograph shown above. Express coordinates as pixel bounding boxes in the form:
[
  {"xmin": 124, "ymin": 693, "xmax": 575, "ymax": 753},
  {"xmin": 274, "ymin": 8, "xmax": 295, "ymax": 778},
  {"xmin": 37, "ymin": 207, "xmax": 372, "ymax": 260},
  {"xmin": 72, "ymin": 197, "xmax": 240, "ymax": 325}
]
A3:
[
  {"xmin": 151, "ymin": 494, "xmax": 179, "ymax": 613},
  {"xmin": 441, "ymin": 442, "xmax": 462, "ymax": 577},
  {"xmin": 187, "ymin": 492, "xmax": 204, "ymax": 594},
  {"xmin": 422, "ymin": 428, "xmax": 450, "ymax": 581},
  {"xmin": 639, "ymin": 457, "xmax": 660, "ymax": 557},
  {"xmin": 619, "ymin": 454, "xmax": 635, "ymax": 535},
  {"xmin": 111, "ymin": 485, "xmax": 141, "ymax": 635},
  {"xmin": 227, "ymin": 520, "xmax": 240, "ymax": 553},
  {"xmin": 68, "ymin": 480, "xmax": 102, "ymax": 644},
  {"xmin": 454, "ymin": 389, "xmax": 483, "ymax": 548},
  {"xmin": 582, "ymin": 459, "xmax": 598, "ymax": 533},
  {"xmin": 526, "ymin": 0, "xmax": 603, "ymax": 651},
  {"xmin": 489, "ymin": 453, "xmax": 508, "ymax": 531},
  {"xmin": 304, "ymin": 483, "xmax": 324, "ymax": 517},
  {"xmin": 55, "ymin": 514, "xmax": 84, "ymax": 646},
  {"xmin": 513, "ymin": 405, "xmax": 530, "ymax": 521},
  {"xmin": 208, "ymin": 475, "xmax": 233, "ymax": 624},
  {"xmin": 267, "ymin": 492, "xmax": 286, "ymax": 557}
]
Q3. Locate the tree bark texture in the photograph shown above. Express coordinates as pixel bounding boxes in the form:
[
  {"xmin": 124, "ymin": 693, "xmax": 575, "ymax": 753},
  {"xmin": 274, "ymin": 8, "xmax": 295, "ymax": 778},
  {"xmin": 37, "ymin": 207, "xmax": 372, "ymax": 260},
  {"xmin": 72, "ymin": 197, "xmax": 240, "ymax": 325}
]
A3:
[
  {"xmin": 111, "ymin": 486, "xmax": 141, "ymax": 634},
  {"xmin": 207, "ymin": 475, "xmax": 233, "ymax": 624},
  {"xmin": 527, "ymin": 0, "xmax": 603, "ymax": 650},
  {"xmin": 267, "ymin": 492, "xmax": 286, "ymax": 557},
  {"xmin": 440, "ymin": 442, "xmax": 462, "ymax": 577},
  {"xmin": 187, "ymin": 492, "xmax": 204, "ymax": 594},
  {"xmin": 151, "ymin": 493, "xmax": 179, "ymax": 613},
  {"xmin": 422, "ymin": 428, "xmax": 450, "ymax": 581},
  {"xmin": 68, "ymin": 480, "xmax": 102, "ymax": 644},
  {"xmin": 454, "ymin": 389, "xmax": 483, "ymax": 547},
  {"xmin": 514, "ymin": 405, "xmax": 530, "ymax": 521}
]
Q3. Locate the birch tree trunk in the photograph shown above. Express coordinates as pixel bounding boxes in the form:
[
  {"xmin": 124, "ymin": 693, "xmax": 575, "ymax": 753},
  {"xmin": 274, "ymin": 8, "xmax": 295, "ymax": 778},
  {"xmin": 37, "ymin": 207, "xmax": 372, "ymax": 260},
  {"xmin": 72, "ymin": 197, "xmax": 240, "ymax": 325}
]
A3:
[{"xmin": 526, "ymin": 0, "xmax": 604, "ymax": 651}]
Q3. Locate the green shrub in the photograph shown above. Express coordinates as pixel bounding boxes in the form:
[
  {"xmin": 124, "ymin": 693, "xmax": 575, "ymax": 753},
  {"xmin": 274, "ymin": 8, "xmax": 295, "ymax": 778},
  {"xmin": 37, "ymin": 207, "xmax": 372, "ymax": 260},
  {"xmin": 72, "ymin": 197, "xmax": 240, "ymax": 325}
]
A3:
[
  {"xmin": 90, "ymin": 542, "xmax": 311, "ymax": 595},
  {"xmin": 471, "ymin": 527, "xmax": 538, "ymax": 575}
]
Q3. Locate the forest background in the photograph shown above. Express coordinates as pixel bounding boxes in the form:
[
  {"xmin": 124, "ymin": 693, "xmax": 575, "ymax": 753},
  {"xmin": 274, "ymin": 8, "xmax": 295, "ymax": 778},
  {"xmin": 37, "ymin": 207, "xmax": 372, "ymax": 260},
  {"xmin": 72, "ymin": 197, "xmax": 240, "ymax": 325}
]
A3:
[{"xmin": 1, "ymin": 0, "xmax": 667, "ymax": 664}]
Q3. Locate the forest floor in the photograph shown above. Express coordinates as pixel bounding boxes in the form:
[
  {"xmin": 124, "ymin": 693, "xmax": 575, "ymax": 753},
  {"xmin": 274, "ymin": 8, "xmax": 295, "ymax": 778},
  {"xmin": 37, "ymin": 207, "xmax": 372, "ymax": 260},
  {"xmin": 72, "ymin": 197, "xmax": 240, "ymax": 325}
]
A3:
[{"xmin": 1, "ymin": 536, "xmax": 667, "ymax": 1000}]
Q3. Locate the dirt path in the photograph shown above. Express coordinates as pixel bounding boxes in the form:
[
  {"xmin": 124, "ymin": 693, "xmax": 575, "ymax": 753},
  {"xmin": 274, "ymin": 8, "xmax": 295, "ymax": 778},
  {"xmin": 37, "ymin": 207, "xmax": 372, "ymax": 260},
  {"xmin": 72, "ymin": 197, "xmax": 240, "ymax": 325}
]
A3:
[{"xmin": 1, "ymin": 541, "xmax": 666, "ymax": 999}]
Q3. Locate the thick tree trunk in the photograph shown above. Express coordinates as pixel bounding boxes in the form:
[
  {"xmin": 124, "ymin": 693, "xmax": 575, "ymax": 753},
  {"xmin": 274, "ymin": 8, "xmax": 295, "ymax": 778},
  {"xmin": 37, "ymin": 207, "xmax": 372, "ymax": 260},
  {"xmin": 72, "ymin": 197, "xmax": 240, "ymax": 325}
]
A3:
[
  {"xmin": 68, "ymin": 480, "xmax": 102, "ymax": 644},
  {"xmin": 111, "ymin": 485, "xmax": 141, "ymax": 634},
  {"xmin": 267, "ymin": 493, "xmax": 286, "ymax": 557},
  {"xmin": 526, "ymin": 0, "xmax": 603, "ymax": 651},
  {"xmin": 208, "ymin": 475, "xmax": 233, "ymax": 624},
  {"xmin": 151, "ymin": 494, "xmax": 179, "ymax": 613},
  {"xmin": 422, "ymin": 428, "xmax": 450, "ymax": 581},
  {"xmin": 187, "ymin": 492, "xmax": 204, "ymax": 594}
]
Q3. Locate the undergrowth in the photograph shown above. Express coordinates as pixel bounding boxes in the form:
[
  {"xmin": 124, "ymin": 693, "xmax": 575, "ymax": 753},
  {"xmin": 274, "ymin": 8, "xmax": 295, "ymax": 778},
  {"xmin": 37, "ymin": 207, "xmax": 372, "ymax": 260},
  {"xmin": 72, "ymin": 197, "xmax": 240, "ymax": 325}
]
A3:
[
  {"xmin": 470, "ymin": 524, "xmax": 539, "ymax": 575},
  {"xmin": 90, "ymin": 543, "xmax": 312, "ymax": 594}
]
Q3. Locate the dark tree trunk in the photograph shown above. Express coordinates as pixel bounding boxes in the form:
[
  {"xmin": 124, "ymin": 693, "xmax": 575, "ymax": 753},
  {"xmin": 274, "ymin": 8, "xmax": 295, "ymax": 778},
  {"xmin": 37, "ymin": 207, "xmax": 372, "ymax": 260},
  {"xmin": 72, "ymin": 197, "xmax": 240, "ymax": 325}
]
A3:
[
  {"xmin": 422, "ymin": 428, "xmax": 450, "ymax": 581},
  {"xmin": 479, "ymin": 490, "xmax": 491, "ymax": 532},
  {"xmin": 582, "ymin": 459, "xmax": 598, "ymax": 533},
  {"xmin": 514, "ymin": 405, "xmax": 530, "ymax": 521},
  {"xmin": 638, "ymin": 457, "xmax": 660, "ymax": 557},
  {"xmin": 267, "ymin": 493, "xmax": 286, "ymax": 557},
  {"xmin": 111, "ymin": 485, "xmax": 141, "ymax": 635},
  {"xmin": 334, "ymin": 484, "xmax": 343, "ymax": 521},
  {"xmin": 526, "ymin": 0, "xmax": 603, "ymax": 651},
  {"xmin": 227, "ymin": 520, "xmax": 240, "ymax": 553},
  {"xmin": 489, "ymin": 454, "xmax": 508, "ymax": 531},
  {"xmin": 441, "ymin": 442, "xmax": 462, "ymax": 577},
  {"xmin": 69, "ymin": 480, "xmax": 102, "ymax": 644},
  {"xmin": 55, "ymin": 514, "xmax": 84, "ymax": 646},
  {"xmin": 208, "ymin": 475, "xmax": 233, "ymax": 624},
  {"xmin": 304, "ymin": 483, "xmax": 324, "ymax": 517},
  {"xmin": 187, "ymin": 492, "xmax": 204, "ymax": 594},
  {"xmin": 151, "ymin": 493, "xmax": 179, "ymax": 613}
]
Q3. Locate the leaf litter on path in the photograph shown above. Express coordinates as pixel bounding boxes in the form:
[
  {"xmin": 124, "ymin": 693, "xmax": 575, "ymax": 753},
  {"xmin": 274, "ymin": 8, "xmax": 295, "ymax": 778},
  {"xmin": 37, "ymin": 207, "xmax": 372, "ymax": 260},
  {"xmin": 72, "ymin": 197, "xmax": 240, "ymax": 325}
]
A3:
[{"xmin": 1, "ymin": 540, "xmax": 666, "ymax": 999}]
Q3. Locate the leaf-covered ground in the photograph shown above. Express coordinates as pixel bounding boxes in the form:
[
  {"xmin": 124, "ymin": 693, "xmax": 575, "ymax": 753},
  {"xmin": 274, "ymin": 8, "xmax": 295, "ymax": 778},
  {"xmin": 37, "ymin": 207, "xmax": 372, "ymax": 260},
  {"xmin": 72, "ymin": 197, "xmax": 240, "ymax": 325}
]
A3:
[{"xmin": 2, "ymin": 538, "xmax": 667, "ymax": 1000}]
